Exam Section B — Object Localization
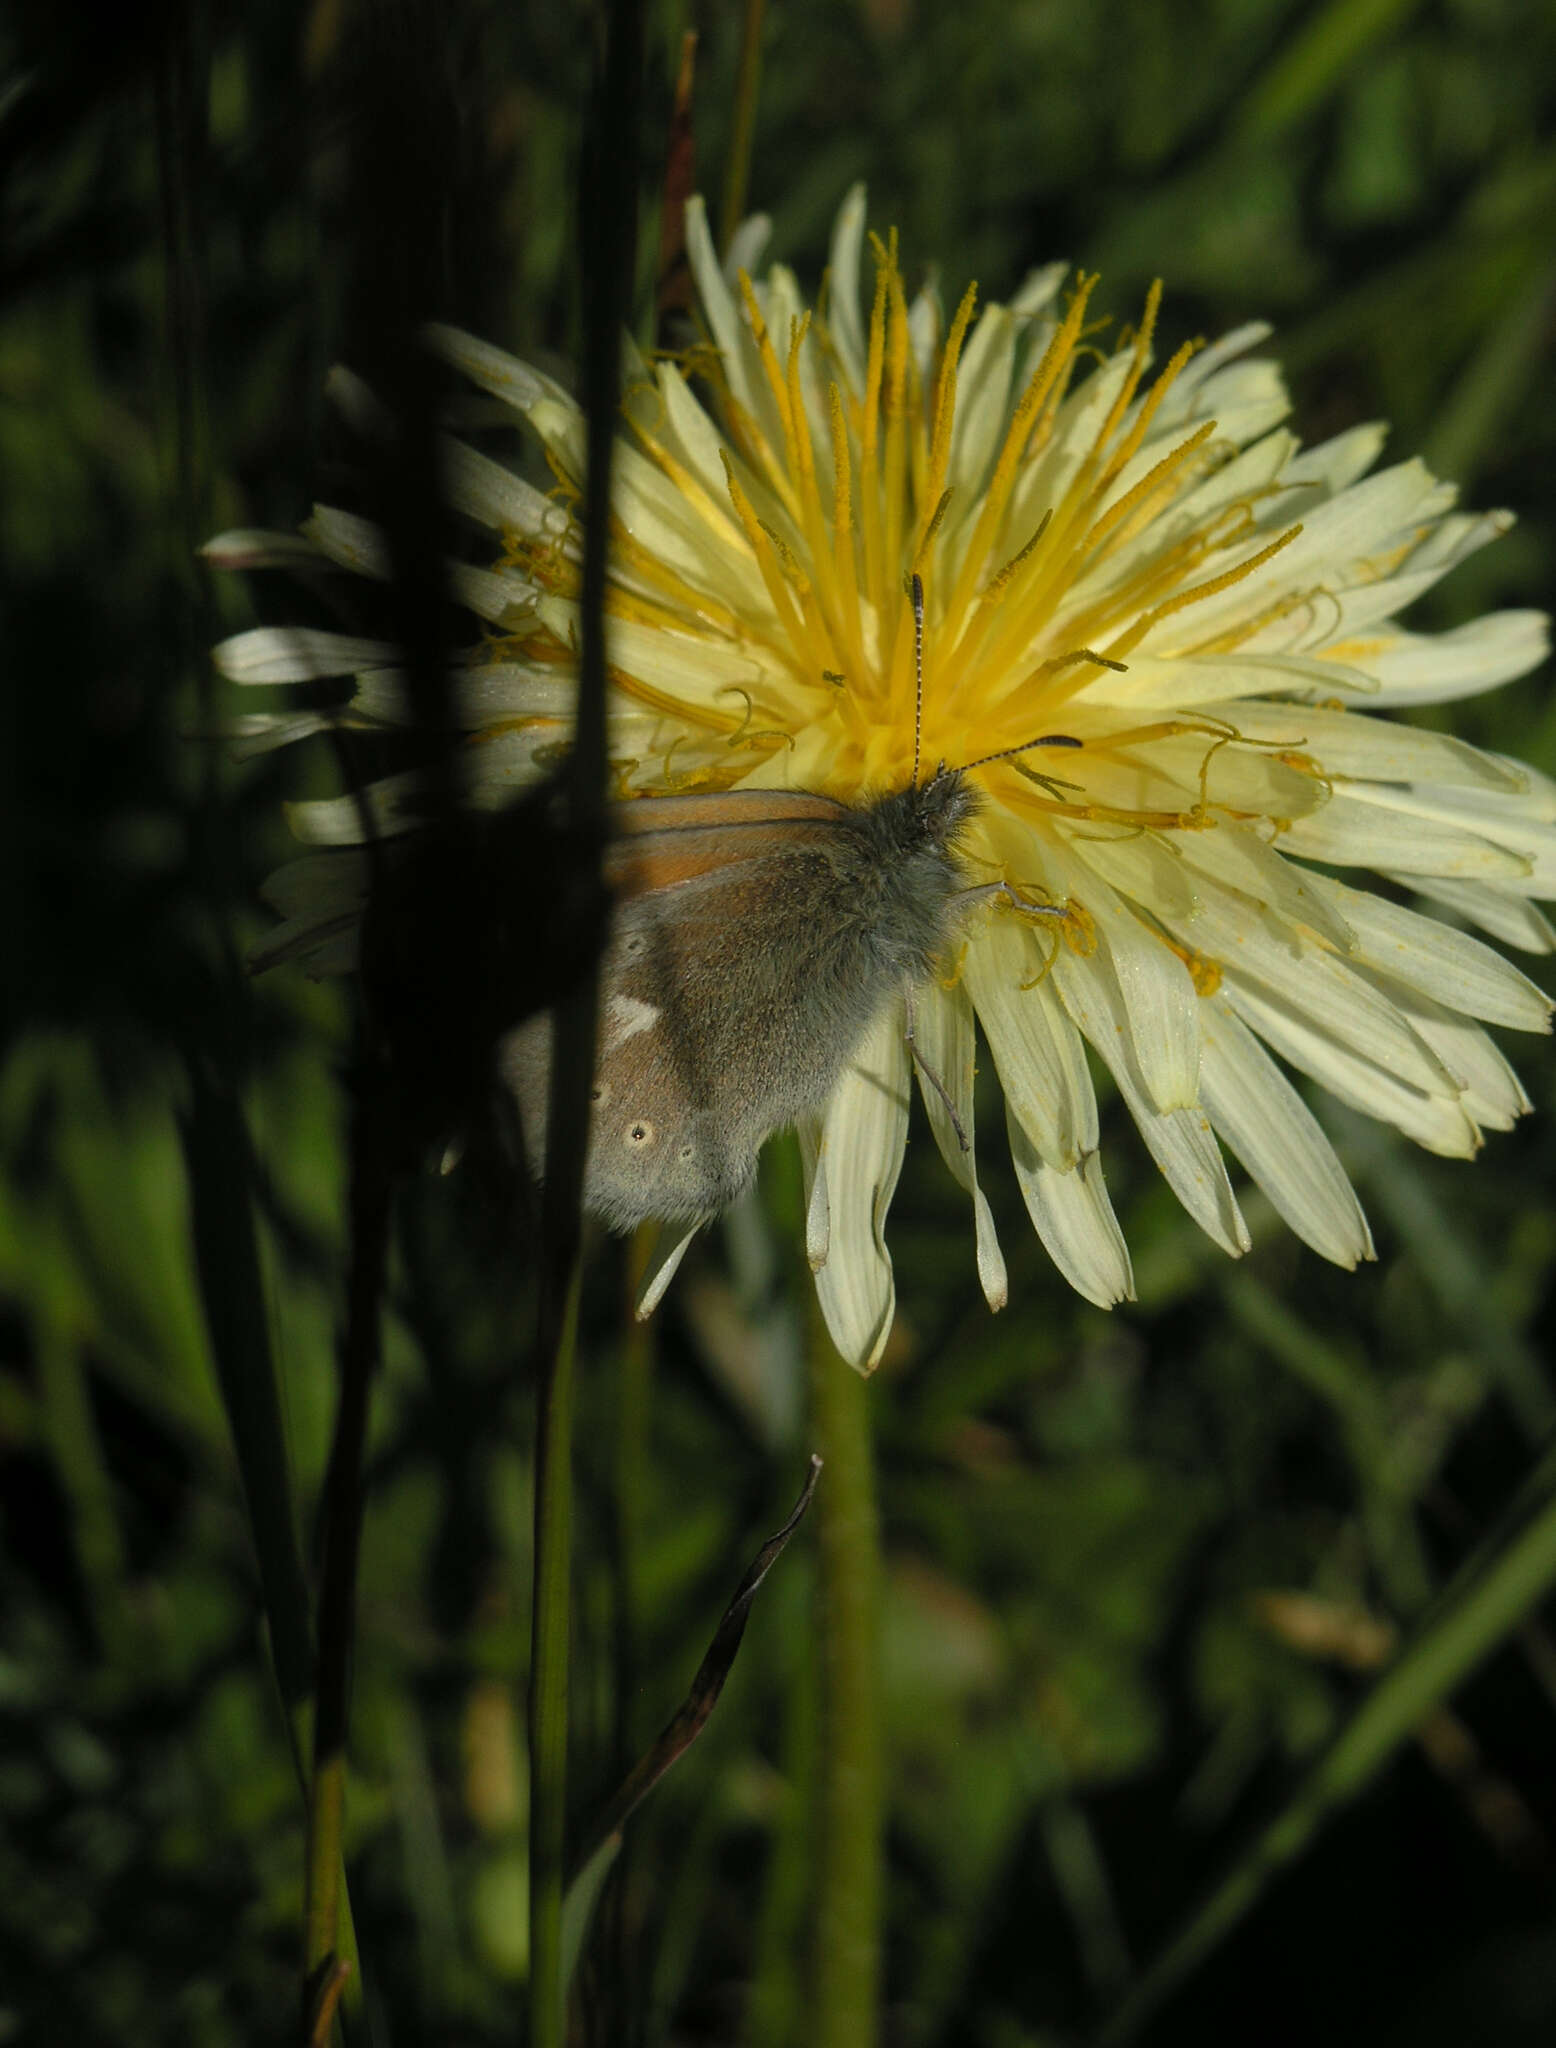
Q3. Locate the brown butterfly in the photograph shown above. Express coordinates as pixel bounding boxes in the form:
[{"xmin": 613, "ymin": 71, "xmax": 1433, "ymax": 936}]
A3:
[
  {"xmin": 502, "ymin": 768, "xmax": 980, "ymax": 1228},
  {"xmin": 503, "ymin": 576, "xmax": 1080, "ymax": 1231}
]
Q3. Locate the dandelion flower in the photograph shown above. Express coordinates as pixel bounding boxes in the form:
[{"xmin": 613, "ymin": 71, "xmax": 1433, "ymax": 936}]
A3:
[{"xmin": 214, "ymin": 187, "xmax": 1553, "ymax": 1369}]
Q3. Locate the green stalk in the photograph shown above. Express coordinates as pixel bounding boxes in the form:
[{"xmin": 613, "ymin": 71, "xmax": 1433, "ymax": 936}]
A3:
[
  {"xmin": 527, "ymin": 0, "xmax": 644, "ymax": 2033},
  {"xmin": 1100, "ymin": 1444, "xmax": 1556, "ymax": 2044},
  {"xmin": 527, "ymin": 1257, "xmax": 585, "ymax": 2048},
  {"xmin": 302, "ymin": 1100, "xmax": 393, "ymax": 2029},
  {"xmin": 718, "ymin": 0, "xmax": 767, "ymax": 255},
  {"xmin": 808, "ymin": 1305, "xmax": 884, "ymax": 2048}
]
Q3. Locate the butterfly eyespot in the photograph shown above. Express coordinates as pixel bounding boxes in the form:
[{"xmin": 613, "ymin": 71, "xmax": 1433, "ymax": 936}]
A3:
[
  {"xmin": 678, "ymin": 1143, "xmax": 695, "ymax": 1162},
  {"xmin": 622, "ymin": 933, "xmax": 647, "ymax": 957},
  {"xmin": 625, "ymin": 1119, "xmax": 655, "ymax": 1147},
  {"xmin": 591, "ymin": 1081, "xmax": 611, "ymax": 1106}
]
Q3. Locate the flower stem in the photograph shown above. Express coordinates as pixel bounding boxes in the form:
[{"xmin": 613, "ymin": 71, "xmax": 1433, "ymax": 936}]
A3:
[
  {"xmin": 527, "ymin": 1255, "xmax": 584, "ymax": 2048},
  {"xmin": 302, "ymin": 1094, "xmax": 393, "ymax": 2029},
  {"xmin": 525, "ymin": 0, "xmax": 645, "ymax": 2029},
  {"xmin": 808, "ymin": 1303, "xmax": 884, "ymax": 2048},
  {"xmin": 719, "ymin": 0, "xmax": 767, "ymax": 257}
]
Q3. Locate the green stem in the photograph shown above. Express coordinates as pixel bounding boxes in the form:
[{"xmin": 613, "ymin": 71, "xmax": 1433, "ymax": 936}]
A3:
[
  {"xmin": 718, "ymin": 0, "xmax": 767, "ymax": 255},
  {"xmin": 302, "ymin": 1098, "xmax": 393, "ymax": 2030},
  {"xmin": 808, "ymin": 1307, "xmax": 884, "ymax": 2048},
  {"xmin": 1100, "ymin": 1443, "xmax": 1556, "ymax": 2044},
  {"xmin": 613, "ymin": 1226, "xmax": 656, "ymax": 1766},
  {"xmin": 527, "ymin": 1257, "xmax": 584, "ymax": 2048},
  {"xmin": 526, "ymin": 0, "xmax": 642, "ymax": 2030}
]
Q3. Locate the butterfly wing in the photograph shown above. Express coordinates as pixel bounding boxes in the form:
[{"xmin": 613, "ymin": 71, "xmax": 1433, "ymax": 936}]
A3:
[{"xmin": 505, "ymin": 791, "xmax": 906, "ymax": 1229}]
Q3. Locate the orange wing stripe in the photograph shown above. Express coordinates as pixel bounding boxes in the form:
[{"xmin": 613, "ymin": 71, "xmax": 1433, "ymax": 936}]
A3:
[{"xmin": 612, "ymin": 790, "xmax": 848, "ymax": 837}]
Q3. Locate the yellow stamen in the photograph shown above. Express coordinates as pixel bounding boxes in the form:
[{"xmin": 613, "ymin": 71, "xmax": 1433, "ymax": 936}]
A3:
[
  {"xmin": 912, "ymin": 488, "xmax": 954, "ymax": 571},
  {"xmin": 627, "ymin": 415, "xmax": 755, "ymax": 564},
  {"xmin": 827, "ymin": 384, "xmax": 868, "ymax": 686},
  {"xmin": 919, "ymin": 281, "xmax": 978, "ymax": 558},
  {"xmin": 1100, "ymin": 524, "xmax": 1304, "ymax": 666},
  {"xmin": 1092, "ymin": 279, "xmax": 1162, "ymax": 456},
  {"xmin": 938, "ymin": 273, "xmax": 1101, "ymax": 662},
  {"xmin": 1163, "ymin": 938, "xmax": 1223, "ymax": 997},
  {"xmin": 879, "ymin": 253, "xmax": 912, "ymax": 631},
  {"xmin": 782, "ymin": 311, "xmax": 851, "ymax": 664},
  {"xmin": 858, "ymin": 234, "xmax": 893, "ymax": 614},
  {"xmin": 735, "ymin": 272, "xmax": 803, "ymax": 523},
  {"xmin": 720, "ymin": 449, "xmax": 811, "ymax": 657},
  {"xmin": 1077, "ymin": 420, "xmax": 1217, "ymax": 565}
]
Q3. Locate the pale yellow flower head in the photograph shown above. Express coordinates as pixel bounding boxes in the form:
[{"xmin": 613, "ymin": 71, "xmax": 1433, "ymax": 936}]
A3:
[{"xmin": 215, "ymin": 187, "xmax": 1554, "ymax": 1369}]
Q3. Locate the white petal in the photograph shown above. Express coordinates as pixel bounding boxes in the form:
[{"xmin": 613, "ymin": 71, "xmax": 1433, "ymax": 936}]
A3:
[
  {"xmin": 1199, "ymin": 1001, "xmax": 1373, "ymax": 1267},
  {"xmin": 1173, "ymin": 460, "xmax": 1447, "ymax": 644},
  {"xmin": 249, "ymin": 917, "xmax": 361, "ymax": 977},
  {"xmin": 253, "ymin": 853, "xmax": 369, "ymax": 976},
  {"xmin": 1303, "ymin": 874, "xmax": 1552, "ymax": 1031},
  {"xmin": 1350, "ymin": 781, "xmax": 1556, "ymax": 889},
  {"xmin": 1085, "ymin": 648, "xmax": 1379, "ymax": 712},
  {"xmin": 1052, "ymin": 943, "xmax": 1250, "ymax": 1255},
  {"xmin": 911, "ymin": 982, "xmax": 1007, "ymax": 1311},
  {"xmin": 303, "ymin": 505, "xmax": 391, "ymax": 579},
  {"xmin": 258, "ymin": 849, "xmax": 365, "ymax": 915},
  {"xmin": 451, "ymin": 563, "xmax": 536, "ymax": 624},
  {"xmin": 1006, "ymin": 1107, "xmax": 1134, "ymax": 1307},
  {"xmin": 722, "ymin": 210, "xmax": 772, "ymax": 285},
  {"xmin": 1392, "ymin": 999, "xmax": 1531, "ymax": 1131},
  {"xmin": 1171, "ymin": 827, "xmax": 1356, "ymax": 953},
  {"xmin": 797, "ymin": 1118, "xmax": 830, "ymax": 1269},
  {"xmin": 1224, "ymin": 701, "xmax": 1525, "ymax": 794},
  {"xmin": 286, "ymin": 728, "xmax": 556, "ymax": 843},
  {"xmin": 962, "ymin": 920, "xmax": 1094, "ymax": 1168},
  {"xmin": 653, "ymin": 366, "xmax": 755, "ymax": 543},
  {"xmin": 214, "ymin": 627, "xmax": 394, "ymax": 683},
  {"xmin": 1145, "ymin": 428, "xmax": 1298, "ymax": 551},
  {"xmin": 906, "ymin": 284, "xmax": 940, "ymax": 389},
  {"xmin": 810, "ymin": 1008, "xmax": 912, "ymax": 1373},
  {"xmin": 1158, "ymin": 877, "xmax": 1458, "ymax": 1099},
  {"xmin": 201, "ymin": 528, "xmax": 323, "ymax": 572},
  {"xmin": 1354, "ymin": 610, "xmax": 1549, "ymax": 708},
  {"xmin": 1402, "ymin": 506, "xmax": 1513, "ymax": 576},
  {"xmin": 220, "ymin": 711, "xmax": 334, "ymax": 757},
  {"xmin": 1278, "ymin": 791, "xmax": 1531, "ymax": 879},
  {"xmin": 440, "ymin": 437, "xmax": 575, "ymax": 543},
  {"xmin": 1224, "ymin": 978, "xmax": 1480, "ymax": 1157},
  {"xmin": 1014, "ymin": 354, "xmax": 1134, "ymax": 535},
  {"xmin": 825, "ymin": 183, "xmax": 870, "ymax": 397},
  {"xmin": 324, "ymin": 364, "xmax": 391, "ymax": 439},
  {"xmin": 540, "ymin": 600, "xmax": 770, "ymax": 702},
  {"xmin": 635, "ymin": 1220, "xmax": 705, "ymax": 1319},
  {"xmin": 1158, "ymin": 321, "xmax": 1275, "ymax": 416},
  {"xmin": 1051, "ymin": 859, "xmax": 1202, "ymax": 1114},
  {"xmin": 425, "ymin": 322, "xmax": 569, "ymax": 416},
  {"xmin": 1395, "ymin": 876, "xmax": 1556, "ymax": 955},
  {"xmin": 1075, "ymin": 830, "xmax": 1203, "ymax": 923},
  {"xmin": 1280, "ymin": 421, "xmax": 1388, "ymax": 494},
  {"xmin": 684, "ymin": 195, "xmax": 763, "ymax": 435},
  {"xmin": 950, "ymin": 304, "xmax": 1018, "ymax": 501}
]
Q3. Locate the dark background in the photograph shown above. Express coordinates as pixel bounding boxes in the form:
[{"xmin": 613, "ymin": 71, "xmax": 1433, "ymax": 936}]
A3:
[{"xmin": 3, "ymin": 0, "xmax": 1555, "ymax": 2042}]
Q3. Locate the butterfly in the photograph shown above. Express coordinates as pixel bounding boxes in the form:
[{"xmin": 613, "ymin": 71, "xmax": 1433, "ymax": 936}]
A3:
[{"xmin": 503, "ymin": 576, "xmax": 1078, "ymax": 1230}]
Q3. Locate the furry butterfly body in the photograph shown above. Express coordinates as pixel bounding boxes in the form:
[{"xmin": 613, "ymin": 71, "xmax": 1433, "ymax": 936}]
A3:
[{"xmin": 504, "ymin": 772, "xmax": 978, "ymax": 1228}]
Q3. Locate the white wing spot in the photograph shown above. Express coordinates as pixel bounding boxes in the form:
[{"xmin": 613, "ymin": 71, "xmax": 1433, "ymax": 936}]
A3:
[{"xmin": 605, "ymin": 994, "xmax": 660, "ymax": 1051}]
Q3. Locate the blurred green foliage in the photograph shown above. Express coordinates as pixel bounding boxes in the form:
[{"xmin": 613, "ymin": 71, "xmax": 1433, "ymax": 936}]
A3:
[{"xmin": 3, "ymin": 0, "xmax": 1555, "ymax": 2043}]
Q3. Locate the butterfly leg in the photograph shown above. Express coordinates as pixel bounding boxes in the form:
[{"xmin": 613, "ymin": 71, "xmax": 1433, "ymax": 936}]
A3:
[
  {"xmin": 902, "ymin": 981, "xmax": 971, "ymax": 1155},
  {"xmin": 952, "ymin": 880, "xmax": 1068, "ymax": 918}
]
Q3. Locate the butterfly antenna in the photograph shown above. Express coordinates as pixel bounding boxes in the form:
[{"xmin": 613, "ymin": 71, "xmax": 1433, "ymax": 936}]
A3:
[
  {"xmin": 911, "ymin": 572, "xmax": 925, "ymax": 787},
  {"xmin": 960, "ymin": 730, "xmax": 1084, "ymax": 772}
]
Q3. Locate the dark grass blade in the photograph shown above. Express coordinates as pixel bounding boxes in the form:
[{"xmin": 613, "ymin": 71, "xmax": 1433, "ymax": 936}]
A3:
[
  {"xmin": 566, "ymin": 1456, "xmax": 823, "ymax": 1907},
  {"xmin": 1099, "ymin": 1438, "xmax": 1556, "ymax": 2044}
]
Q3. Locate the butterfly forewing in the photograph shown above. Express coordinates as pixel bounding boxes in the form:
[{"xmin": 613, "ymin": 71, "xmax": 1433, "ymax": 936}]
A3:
[{"xmin": 503, "ymin": 781, "xmax": 971, "ymax": 1231}]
